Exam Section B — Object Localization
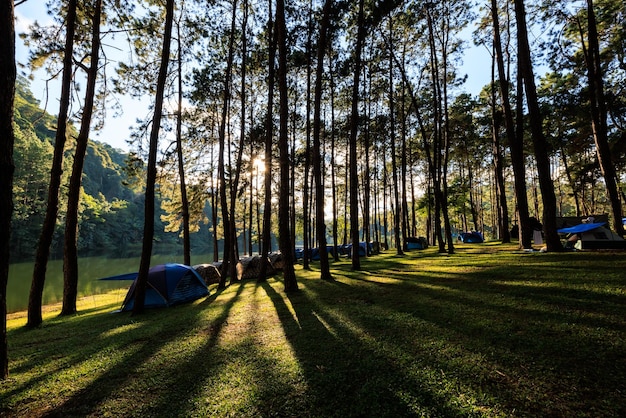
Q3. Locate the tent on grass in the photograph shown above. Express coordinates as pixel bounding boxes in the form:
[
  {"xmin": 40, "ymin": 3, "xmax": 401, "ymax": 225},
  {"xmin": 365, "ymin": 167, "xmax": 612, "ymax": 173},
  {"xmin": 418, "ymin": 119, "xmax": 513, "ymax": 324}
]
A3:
[
  {"xmin": 101, "ymin": 263, "xmax": 208, "ymax": 311},
  {"xmin": 458, "ymin": 231, "xmax": 484, "ymax": 243},
  {"xmin": 405, "ymin": 237, "xmax": 428, "ymax": 250},
  {"xmin": 310, "ymin": 246, "xmax": 337, "ymax": 260},
  {"xmin": 558, "ymin": 221, "xmax": 626, "ymax": 250},
  {"xmin": 192, "ymin": 263, "xmax": 221, "ymax": 285}
]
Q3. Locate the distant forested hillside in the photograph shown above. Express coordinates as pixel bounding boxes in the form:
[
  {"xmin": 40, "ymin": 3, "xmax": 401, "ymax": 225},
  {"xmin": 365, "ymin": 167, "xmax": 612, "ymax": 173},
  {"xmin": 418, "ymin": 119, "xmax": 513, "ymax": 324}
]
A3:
[{"xmin": 11, "ymin": 78, "xmax": 213, "ymax": 262}]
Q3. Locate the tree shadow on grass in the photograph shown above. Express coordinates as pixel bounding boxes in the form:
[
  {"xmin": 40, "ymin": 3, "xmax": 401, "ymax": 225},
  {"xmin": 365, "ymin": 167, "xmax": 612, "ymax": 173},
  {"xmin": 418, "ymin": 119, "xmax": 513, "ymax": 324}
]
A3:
[
  {"xmin": 135, "ymin": 280, "xmax": 308, "ymax": 417},
  {"xmin": 260, "ymin": 279, "xmax": 473, "ymax": 417},
  {"xmin": 303, "ymin": 257, "xmax": 626, "ymax": 417},
  {"xmin": 8, "ymin": 287, "xmax": 232, "ymax": 417}
]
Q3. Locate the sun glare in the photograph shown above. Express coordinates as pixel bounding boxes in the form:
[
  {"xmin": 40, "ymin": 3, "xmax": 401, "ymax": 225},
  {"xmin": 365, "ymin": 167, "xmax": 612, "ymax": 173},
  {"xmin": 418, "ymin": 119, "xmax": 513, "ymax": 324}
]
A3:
[{"xmin": 253, "ymin": 157, "xmax": 266, "ymax": 173}]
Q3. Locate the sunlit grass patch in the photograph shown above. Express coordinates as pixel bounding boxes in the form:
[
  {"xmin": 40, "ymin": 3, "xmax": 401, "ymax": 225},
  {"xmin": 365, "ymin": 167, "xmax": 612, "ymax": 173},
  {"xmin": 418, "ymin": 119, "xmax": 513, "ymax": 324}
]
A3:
[{"xmin": 2, "ymin": 245, "xmax": 625, "ymax": 417}]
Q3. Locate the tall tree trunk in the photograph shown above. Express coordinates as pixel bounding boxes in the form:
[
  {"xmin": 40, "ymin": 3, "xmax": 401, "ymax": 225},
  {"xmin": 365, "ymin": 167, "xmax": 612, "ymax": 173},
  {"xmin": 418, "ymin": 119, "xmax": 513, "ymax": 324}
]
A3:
[
  {"xmin": 410, "ymin": 165, "xmax": 417, "ymax": 237},
  {"xmin": 382, "ymin": 150, "xmax": 389, "ymax": 249},
  {"xmin": 583, "ymin": 0, "xmax": 623, "ymax": 236},
  {"xmin": 249, "ymin": 145, "xmax": 254, "ymax": 256},
  {"xmin": 276, "ymin": 0, "xmax": 298, "ymax": 291},
  {"xmin": 491, "ymin": 0, "xmax": 530, "ymax": 248},
  {"xmin": 312, "ymin": 0, "xmax": 333, "ymax": 280},
  {"xmin": 62, "ymin": 0, "xmax": 102, "ymax": 315},
  {"xmin": 0, "ymin": 0, "xmax": 16, "ymax": 379},
  {"xmin": 363, "ymin": 64, "xmax": 371, "ymax": 256},
  {"xmin": 217, "ymin": 0, "xmax": 239, "ymax": 287},
  {"xmin": 133, "ymin": 0, "xmax": 175, "ymax": 314},
  {"xmin": 255, "ymin": 162, "xmax": 261, "ymax": 254},
  {"xmin": 28, "ymin": 0, "xmax": 78, "ymax": 327},
  {"xmin": 373, "ymin": 149, "xmax": 381, "ymax": 244},
  {"xmin": 349, "ymin": 0, "xmax": 366, "ymax": 269},
  {"xmin": 343, "ymin": 154, "xmax": 348, "ymax": 246},
  {"xmin": 258, "ymin": 0, "xmax": 276, "ymax": 281},
  {"xmin": 302, "ymin": 0, "xmax": 313, "ymax": 269},
  {"xmin": 400, "ymin": 49, "xmax": 409, "ymax": 248},
  {"xmin": 330, "ymin": 59, "xmax": 339, "ymax": 261},
  {"xmin": 290, "ymin": 107, "xmax": 297, "ymax": 257},
  {"xmin": 468, "ymin": 163, "xmax": 479, "ymax": 231},
  {"xmin": 388, "ymin": 17, "xmax": 403, "ymax": 255},
  {"xmin": 211, "ymin": 145, "xmax": 219, "ymax": 262},
  {"xmin": 514, "ymin": 0, "xmax": 561, "ymax": 251},
  {"xmin": 176, "ymin": 12, "xmax": 191, "ymax": 266},
  {"xmin": 490, "ymin": 53, "xmax": 511, "ymax": 243},
  {"xmin": 515, "ymin": 55, "xmax": 532, "ymax": 248},
  {"xmin": 227, "ymin": 0, "xmax": 249, "ymax": 281},
  {"xmin": 391, "ymin": 45, "xmax": 434, "ymax": 246},
  {"xmin": 425, "ymin": 8, "xmax": 446, "ymax": 253},
  {"xmin": 438, "ymin": 9, "xmax": 454, "ymax": 255}
]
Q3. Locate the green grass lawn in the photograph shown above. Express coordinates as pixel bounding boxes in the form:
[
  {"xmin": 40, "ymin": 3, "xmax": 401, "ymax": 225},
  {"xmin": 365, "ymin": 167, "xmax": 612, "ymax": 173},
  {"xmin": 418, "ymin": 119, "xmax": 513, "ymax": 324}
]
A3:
[{"xmin": 2, "ymin": 244, "xmax": 625, "ymax": 417}]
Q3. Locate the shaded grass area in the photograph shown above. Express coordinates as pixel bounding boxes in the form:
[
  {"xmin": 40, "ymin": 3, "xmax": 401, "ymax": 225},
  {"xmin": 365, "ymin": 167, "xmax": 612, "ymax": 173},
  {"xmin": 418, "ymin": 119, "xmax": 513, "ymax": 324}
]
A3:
[{"xmin": 2, "ymin": 245, "xmax": 625, "ymax": 417}]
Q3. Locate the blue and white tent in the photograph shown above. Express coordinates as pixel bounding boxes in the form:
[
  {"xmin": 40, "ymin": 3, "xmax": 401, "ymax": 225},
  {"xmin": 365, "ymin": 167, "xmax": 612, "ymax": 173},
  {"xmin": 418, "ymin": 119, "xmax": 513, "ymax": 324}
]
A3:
[
  {"xmin": 101, "ymin": 263, "xmax": 208, "ymax": 311},
  {"xmin": 557, "ymin": 222, "xmax": 626, "ymax": 250}
]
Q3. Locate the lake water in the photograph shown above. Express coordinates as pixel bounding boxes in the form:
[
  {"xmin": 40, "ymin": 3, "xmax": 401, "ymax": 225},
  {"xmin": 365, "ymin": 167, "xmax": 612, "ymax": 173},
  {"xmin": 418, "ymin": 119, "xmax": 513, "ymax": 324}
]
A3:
[{"xmin": 7, "ymin": 254, "xmax": 213, "ymax": 313}]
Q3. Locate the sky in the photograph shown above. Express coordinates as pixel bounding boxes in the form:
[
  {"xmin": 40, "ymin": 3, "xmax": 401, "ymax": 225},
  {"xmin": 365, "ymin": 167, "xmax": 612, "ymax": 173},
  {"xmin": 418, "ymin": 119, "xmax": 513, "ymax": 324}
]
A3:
[
  {"xmin": 14, "ymin": 2, "xmax": 495, "ymax": 153},
  {"xmin": 15, "ymin": 3, "xmax": 147, "ymax": 151}
]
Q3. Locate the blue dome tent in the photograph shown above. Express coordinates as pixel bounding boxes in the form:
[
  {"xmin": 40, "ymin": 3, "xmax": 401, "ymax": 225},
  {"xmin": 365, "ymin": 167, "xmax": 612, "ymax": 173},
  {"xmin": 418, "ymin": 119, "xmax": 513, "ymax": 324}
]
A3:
[
  {"xmin": 101, "ymin": 263, "xmax": 208, "ymax": 311},
  {"xmin": 459, "ymin": 231, "xmax": 484, "ymax": 243}
]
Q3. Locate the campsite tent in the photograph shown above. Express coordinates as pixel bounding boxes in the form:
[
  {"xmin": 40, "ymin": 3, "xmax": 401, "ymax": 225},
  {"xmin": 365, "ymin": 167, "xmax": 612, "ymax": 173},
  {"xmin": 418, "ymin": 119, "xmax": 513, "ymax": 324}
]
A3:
[
  {"xmin": 310, "ymin": 246, "xmax": 337, "ymax": 260},
  {"xmin": 557, "ymin": 222, "xmax": 626, "ymax": 250},
  {"xmin": 101, "ymin": 263, "xmax": 208, "ymax": 311},
  {"xmin": 459, "ymin": 231, "xmax": 484, "ymax": 243},
  {"xmin": 405, "ymin": 237, "xmax": 428, "ymax": 250}
]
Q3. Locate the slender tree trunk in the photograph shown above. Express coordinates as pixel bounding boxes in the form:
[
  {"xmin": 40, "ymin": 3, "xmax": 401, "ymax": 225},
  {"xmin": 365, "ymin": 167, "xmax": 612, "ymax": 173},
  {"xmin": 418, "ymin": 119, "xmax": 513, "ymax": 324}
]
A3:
[
  {"xmin": 259, "ymin": 0, "xmax": 276, "ymax": 281},
  {"xmin": 62, "ymin": 0, "xmax": 102, "ymax": 315},
  {"xmin": 133, "ymin": 0, "xmax": 175, "ymax": 314},
  {"xmin": 515, "ymin": 55, "xmax": 532, "ymax": 248},
  {"xmin": 373, "ymin": 150, "xmax": 381, "ymax": 245},
  {"xmin": 0, "ymin": 0, "xmax": 16, "ymax": 379},
  {"xmin": 410, "ymin": 166, "xmax": 417, "ymax": 237},
  {"xmin": 514, "ymin": 0, "xmax": 561, "ymax": 251},
  {"xmin": 312, "ymin": 0, "xmax": 333, "ymax": 280},
  {"xmin": 583, "ymin": 0, "xmax": 623, "ymax": 236},
  {"xmin": 425, "ymin": 9, "xmax": 446, "ymax": 253},
  {"xmin": 382, "ymin": 152, "xmax": 389, "ymax": 249},
  {"xmin": 249, "ymin": 147, "xmax": 254, "ymax": 256},
  {"xmin": 217, "ymin": 0, "xmax": 239, "ymax": 287},
  {"xmin": 388, "ymin": 17, "xmax": 403, "ymax": 255},
  {"xmin": 400, "ymin": 49, "xmax": 409, "ymax": 247},
  {"xmin": 176, "ymin": 12, "xmax": 191, "ymax": 267},
  {"xmin": 227, "ymin": 0, "xmax": 249, "ymax": 282},
  {"xmin": 276, "ymin": 0, "xmax": 298, "ymax": 291},
  {"xmin": 349, "ymin": 0, "xmax": 366, "ymax": 269},
  {"xmin": 363, "ymin": 66, "xmax": 371, "ymax": 256},
  {"xmin": 389, "ymin": 23, "xmax": 404, "ymax": 255},
  {"xmin": 490, "ymin": 58, "xmax": 511, "ymax": 243},
  {"xmin": 491, "ymin": 0, "xmax": 530, "ymax": 248},
  {"xmin": 438, "ymin": 11, "xmax": 454, "ymax": 255},
  {"xmin": 28, "ymin": 0, "xmax": 78, "ymax": 327},
  {"xmin": 302, "ymin": 0, "xmax": 313, "ymax": 269},
  {"xmin": 343, "ymin": 154, "xmax": 348, "ymax": 246},
  {"xmin": 255, "ymin": 165, "xmax": 261, "ymax": 254},
  {"xmin": 211, "ymin": 145, "xmax": 219, "ymax": 262},
  {"xmin": 468, "ymin": 164, "xmax": 479, "ymax": 231},
  {"xmin": 330, "ymin": 60, "xmax": 339, "ymax": 261}
]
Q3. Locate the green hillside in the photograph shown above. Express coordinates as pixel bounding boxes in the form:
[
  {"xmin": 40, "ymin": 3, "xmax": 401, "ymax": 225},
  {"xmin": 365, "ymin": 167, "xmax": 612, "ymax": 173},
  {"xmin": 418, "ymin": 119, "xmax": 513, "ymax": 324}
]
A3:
[{"xmin": 10, "ymin": 78, "xmax": 212, "ymax": 262}]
